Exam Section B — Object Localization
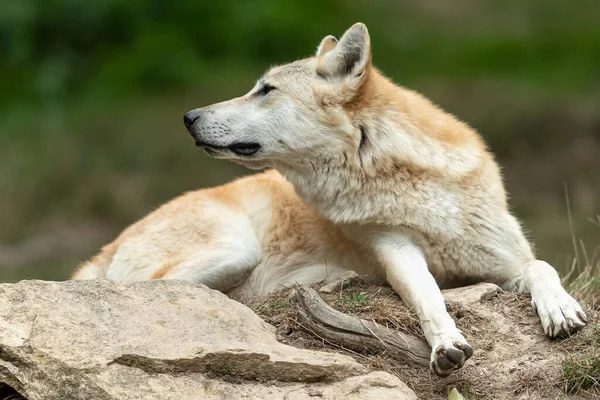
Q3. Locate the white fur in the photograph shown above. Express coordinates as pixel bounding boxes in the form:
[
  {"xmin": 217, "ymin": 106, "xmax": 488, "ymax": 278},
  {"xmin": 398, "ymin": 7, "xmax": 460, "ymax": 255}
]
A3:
[{"xmin": 517, "ymin": 260, "xmax": 586, "ymax": 336}]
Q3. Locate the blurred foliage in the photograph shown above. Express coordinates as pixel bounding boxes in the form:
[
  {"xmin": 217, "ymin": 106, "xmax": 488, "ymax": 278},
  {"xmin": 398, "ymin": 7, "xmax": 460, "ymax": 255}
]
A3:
[
  {"xmin": 2, "ymin": 0, "xmax": 599, "ymax": 108},
  {"xmin": 0, "ymin": 0, "xmax": 598, "ymax": 281},
  {"xmin": 0, "ymin": 0, "xmax": 348, "ymax": 106}
]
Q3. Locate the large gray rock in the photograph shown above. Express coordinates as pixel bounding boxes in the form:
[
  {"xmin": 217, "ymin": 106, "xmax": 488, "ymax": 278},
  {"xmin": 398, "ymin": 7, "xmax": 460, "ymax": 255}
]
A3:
[{"xmin": 0, "ymin": 280, "xmax": 416, "ymax": 400}]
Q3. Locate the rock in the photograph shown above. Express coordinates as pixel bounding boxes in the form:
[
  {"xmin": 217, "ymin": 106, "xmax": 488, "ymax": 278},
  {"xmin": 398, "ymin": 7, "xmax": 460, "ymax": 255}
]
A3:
[
  {"xmin": 287, "ymin": 371, "xmax": 417, "ymax": 400},
  {"xmin": 0, "ymin": 280, "xmax": 416, "ymax": 400},
  {"xmin": 442, "ymin": 282, "xmax": 502, "ymax": 305},
  {"xmin": 319, "ymin": 271, "xmax": 360, "ymax": 293}
]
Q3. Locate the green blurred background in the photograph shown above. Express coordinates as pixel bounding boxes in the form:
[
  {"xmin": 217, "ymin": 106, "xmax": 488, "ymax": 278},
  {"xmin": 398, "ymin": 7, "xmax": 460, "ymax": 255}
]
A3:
[{"xmin": 0, "ymin": 0, "xmax": 598, "ymax": 282}]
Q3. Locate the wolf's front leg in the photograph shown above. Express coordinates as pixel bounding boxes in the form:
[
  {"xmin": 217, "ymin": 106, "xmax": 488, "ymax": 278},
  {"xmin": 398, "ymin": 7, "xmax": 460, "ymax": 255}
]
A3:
[
  {"xmin": 372, "ymin": 232, "xmax": 472, "ymax": 377},
  {"xmin": 506, "ymin": 260, "xmax": 587, "ymax": 337}
]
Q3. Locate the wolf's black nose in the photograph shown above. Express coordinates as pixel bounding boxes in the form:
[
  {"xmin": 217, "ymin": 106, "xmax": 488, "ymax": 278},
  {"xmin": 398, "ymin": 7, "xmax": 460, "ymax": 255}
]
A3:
[{"xmin": 183, "ymin": 111, "xmax": 200, "ymax": 129}]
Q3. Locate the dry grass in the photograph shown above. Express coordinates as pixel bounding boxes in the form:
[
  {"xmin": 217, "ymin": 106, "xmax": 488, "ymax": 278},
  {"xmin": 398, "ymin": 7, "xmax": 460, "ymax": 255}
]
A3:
[
  {"xmin": 250, "ymin": 277, "xmax": 424, "ymax": 346},
  {"xmin": 562, "ymin": 189, "xmax": 600, "ymax": 305},
  {"xmin": 560, "ymin": 206, "xmax": 600, "ymax": 396},
  {"xmin": 560, "ymin": 324, "xmax": 600, "ymax": 395},
  {"xmin": 563, "ymin": 216, "xmax": 600, "ymax": 306},
  {"xmin": 320, "ymin": 278, "xmax": 423, "ymax": 337}
]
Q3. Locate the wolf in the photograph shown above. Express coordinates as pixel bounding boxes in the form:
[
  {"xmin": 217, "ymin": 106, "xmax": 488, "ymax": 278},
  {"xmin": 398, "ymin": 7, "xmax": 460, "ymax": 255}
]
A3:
[{"xmin": 73, "ymin": 23, "xmax": 587, "ymax": 376}]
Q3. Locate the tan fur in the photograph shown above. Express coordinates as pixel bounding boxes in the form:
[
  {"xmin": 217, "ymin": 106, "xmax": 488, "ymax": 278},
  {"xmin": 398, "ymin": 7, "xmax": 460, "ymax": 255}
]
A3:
[{"xmin": 74, "ymin": 23, "xmax": 586, "ymax": 376}]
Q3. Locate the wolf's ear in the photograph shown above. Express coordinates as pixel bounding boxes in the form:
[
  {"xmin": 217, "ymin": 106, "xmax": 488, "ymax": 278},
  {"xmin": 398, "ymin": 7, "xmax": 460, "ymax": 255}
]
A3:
[
  {"xmin": 317, "ymin": 23, "xmax": 371, "ymax": 82},
  {"xmin": 315, "ymin": 35, "xmax": 338, "ymax": 57}
]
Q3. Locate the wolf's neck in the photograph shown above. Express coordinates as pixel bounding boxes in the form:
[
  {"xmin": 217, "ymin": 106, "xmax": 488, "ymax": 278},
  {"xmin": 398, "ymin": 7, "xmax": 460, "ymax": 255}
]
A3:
[
  {"xmin": 278, "ymin": 116, "xmax": 488, "ymax": 229},
  {"xmin": 278, "ymin": 72, "xmax": 491, "ymax": 226}
]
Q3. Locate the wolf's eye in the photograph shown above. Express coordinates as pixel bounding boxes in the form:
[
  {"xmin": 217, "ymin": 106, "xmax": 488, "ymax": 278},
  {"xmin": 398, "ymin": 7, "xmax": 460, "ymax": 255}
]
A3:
[{"xmin": 257, "ymin": 84, "xmax": 276, "ymax": 96}]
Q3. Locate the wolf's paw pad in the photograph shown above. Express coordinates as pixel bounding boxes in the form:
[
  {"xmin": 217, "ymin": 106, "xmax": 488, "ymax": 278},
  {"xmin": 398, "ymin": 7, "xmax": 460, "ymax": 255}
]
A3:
[
  {"xmin": 430, "ymin": 338, "xmax": 473, "ymax": 377},
  {"xmin": 532, "ymin": 290, "xmax": 587, "ymax": 338}
]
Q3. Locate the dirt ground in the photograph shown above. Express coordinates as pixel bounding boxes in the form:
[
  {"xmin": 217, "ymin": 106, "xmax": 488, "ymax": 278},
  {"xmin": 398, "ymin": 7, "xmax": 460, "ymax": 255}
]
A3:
[{"xmin": 249, "ymin": 278, "xmax": 599, "ymax": 400}]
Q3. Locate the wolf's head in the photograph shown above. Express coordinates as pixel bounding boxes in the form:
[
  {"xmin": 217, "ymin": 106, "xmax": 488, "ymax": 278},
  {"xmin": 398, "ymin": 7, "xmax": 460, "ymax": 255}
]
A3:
[{"xmin": 184, "ymin": 23, "xmax": 375, "ymax": 171}]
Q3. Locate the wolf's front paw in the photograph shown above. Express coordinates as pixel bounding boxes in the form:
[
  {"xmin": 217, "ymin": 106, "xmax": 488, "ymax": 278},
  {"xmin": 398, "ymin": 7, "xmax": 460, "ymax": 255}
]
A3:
[
  {"xmin": 429, "ymin": 334, "xmax": 473, "ymax": 377},
  {"xmin": 532, "ymin": 288, "xmax": 587, "ymax": 337}
]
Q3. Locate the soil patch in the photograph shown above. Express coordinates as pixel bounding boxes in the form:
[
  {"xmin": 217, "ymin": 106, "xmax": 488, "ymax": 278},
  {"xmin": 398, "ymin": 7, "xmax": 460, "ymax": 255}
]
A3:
[{"xmin": 249, "ymin": 278, "xmax": 599, "ymax": 399}]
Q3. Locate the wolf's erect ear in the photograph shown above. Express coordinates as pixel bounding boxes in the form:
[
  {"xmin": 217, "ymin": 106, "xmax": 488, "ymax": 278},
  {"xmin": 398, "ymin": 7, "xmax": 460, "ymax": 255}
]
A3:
[
  {"xmin": 317, "ymin": 23, "xmax": 371, "ymax": 82},
  {"xmin": 315, "ymin": 35, "xmax": 338, "ymax": 57}
]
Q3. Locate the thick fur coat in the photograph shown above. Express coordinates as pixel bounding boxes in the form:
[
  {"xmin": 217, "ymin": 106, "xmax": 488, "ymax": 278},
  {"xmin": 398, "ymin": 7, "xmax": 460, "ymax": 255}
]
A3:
[{"xmin": 73, "ymin": 23, "xmax": 586, "ymax": 377}]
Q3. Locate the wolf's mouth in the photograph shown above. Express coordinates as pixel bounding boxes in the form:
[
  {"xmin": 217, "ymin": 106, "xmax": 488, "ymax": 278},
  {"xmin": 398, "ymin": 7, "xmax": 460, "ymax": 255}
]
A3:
[
  {"xmin": 195, "ymin": 141, "xmax": 261, "ymax": 156},
  {"xmin": 227, "ymin": 142, "xmax": 261, "ymax": 156}
]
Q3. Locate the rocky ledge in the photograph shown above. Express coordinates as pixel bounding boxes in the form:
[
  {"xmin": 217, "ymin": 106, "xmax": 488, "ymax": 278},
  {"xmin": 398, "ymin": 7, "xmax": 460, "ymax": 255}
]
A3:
[{"xmin": 0, "ymin": 279, "xmax": 416, "ymax": 400}]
